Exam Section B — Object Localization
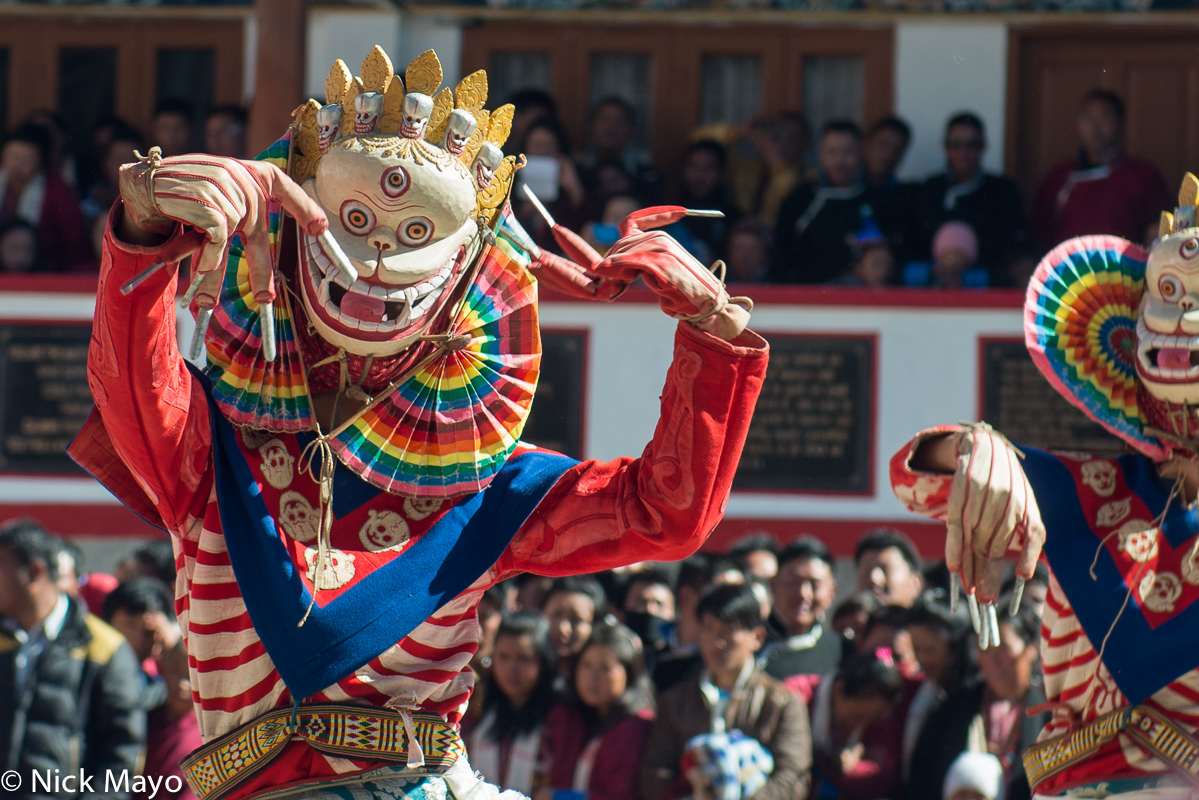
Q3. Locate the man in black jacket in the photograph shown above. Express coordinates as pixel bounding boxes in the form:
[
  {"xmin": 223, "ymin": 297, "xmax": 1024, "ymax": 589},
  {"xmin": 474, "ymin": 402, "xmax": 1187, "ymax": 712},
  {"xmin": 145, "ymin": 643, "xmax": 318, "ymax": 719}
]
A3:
[{"xmin": 0, "ymin": 520, "xmax": 146, "ymax": 799}]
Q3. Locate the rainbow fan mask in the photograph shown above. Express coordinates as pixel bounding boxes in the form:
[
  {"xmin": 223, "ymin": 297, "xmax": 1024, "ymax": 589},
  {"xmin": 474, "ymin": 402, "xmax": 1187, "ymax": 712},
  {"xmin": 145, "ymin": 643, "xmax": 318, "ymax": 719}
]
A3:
[
  {"xmin": 202, "ymin": 133, "xmax": 541, "ymax": 498},
  {"xmin": 1024, "ymin": 235, "xmax": 1165, "ymax": 459}
]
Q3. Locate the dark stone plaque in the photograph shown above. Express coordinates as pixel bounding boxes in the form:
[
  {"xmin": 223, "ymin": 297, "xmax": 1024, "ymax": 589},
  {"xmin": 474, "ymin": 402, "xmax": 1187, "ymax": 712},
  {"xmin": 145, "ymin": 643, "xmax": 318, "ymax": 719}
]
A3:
[
  {"xmin": 981, "ymin": 339, "xmax": 1117, "ymax": 453},
  {"xmin": 0, "ymin": 323, "xmax": 92, "ymax": 474},
  {"xmin": 734, "ymin": 335, "xmax": 874, "ymax": 493},
  {"xmin": 522, "ymin": 330, "xmax": 586, "ymax": 459}
]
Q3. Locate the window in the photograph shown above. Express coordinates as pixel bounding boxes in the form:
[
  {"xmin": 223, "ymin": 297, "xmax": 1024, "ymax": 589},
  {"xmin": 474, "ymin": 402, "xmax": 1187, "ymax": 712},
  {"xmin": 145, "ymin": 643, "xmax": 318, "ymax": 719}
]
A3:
[
  {"xmin": 489, "ymin": 52, "xmax": 552, "ymax": 107},
  {"xmin": 802, "ymin": 55, "xmax": 864, "ymax": 133},
  {"xmin": 58, "ymin": 48, "xmax": 117, "ymax": 147},
  {"xmin": 701, "ymin": 54, "xmax": 763, "ymax": 126},
  {"xmin": 589, "ymin": 53, "xmax": 652, "ymax": 147}
]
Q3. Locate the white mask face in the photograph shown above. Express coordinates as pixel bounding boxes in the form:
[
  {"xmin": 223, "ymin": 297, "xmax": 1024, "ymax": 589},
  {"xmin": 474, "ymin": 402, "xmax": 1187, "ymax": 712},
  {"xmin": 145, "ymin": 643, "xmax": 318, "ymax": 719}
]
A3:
[
  {"xmin": 298, "ymin": 138, "xmax": 481, "ymax": 356},
  {"xmin": 1137, "ymin": 230, "xmax": 1199, "ymax": 404}
]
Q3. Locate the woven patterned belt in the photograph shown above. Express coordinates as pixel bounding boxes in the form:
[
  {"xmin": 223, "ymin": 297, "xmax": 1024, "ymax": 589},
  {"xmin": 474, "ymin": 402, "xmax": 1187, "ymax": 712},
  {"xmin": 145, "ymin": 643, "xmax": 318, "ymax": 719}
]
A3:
[
  {"xmin": 181, "ymin": 704, "xmax": 464, "ymax": 800},
  {"xmin": 1024, "ymin": 706, "xmax": 1199, "ymax": 792}
]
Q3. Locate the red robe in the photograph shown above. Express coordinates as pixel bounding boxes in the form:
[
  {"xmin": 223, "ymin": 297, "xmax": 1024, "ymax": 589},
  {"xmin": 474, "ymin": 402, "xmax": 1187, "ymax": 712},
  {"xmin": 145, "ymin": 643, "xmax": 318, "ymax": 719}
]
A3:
[{"xmin": 71, "ymin": 207, "xmax": 769, "ymax": 799}]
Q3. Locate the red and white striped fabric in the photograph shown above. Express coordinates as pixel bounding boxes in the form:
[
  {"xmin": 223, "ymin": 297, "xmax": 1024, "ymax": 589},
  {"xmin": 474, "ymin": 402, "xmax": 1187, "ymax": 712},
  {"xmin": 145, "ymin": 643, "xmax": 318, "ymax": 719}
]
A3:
[
  {"xmin": 891, "ymin": 433, "xmax": 1199, "ymax": 793},
  {"xmin": 77, "ymin": 218, "xmax": 769, "ymax": 799}
]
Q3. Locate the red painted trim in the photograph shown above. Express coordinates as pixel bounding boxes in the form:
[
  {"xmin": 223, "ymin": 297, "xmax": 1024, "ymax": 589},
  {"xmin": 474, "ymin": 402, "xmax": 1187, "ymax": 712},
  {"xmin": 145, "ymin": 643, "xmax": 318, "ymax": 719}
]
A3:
[
  {"xmin": 734, "ymin": 330, "xmax": 878, "ymax": 498},
  {"xmin": 540, "ymin": 326, "xmax": 591, "ymax": 459},
  {"xmin": 0, "ymin": 276, "xmax": 99, "ymax": 295},
  {"xmin": 538, "ymin": 284, "xmax": 1026, "ymax": 310},
  {"xmin": 0, "ymin": 503, "xmax": 161, "ymax": 538},
  {"xmin": 707, "ymin": 517, "xmax": 943, "ymax": 559},
  {"xmin": 976, "ymin": 335, "xmax": 1024, "ymax": 421}
]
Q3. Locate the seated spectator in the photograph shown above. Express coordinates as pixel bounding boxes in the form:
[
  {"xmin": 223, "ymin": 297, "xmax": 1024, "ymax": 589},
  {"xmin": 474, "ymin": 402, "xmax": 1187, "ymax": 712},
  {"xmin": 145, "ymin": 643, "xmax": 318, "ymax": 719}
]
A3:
[
  {"xmin": 760, "ymin": 537, "xmax": 841, "ymax": 681},
  {"xmin": 543, "ymin": 575, "xmax": 607, "ymax": 678},
  {"xmin": 583, "ymin": 193, "xmax": 641, "ymax": 256},
  {"xmin": 506, "ymin": 88, "xmax": 558, "ymax": 158},
  {"xmin": 141, "ymin": 640, "xmax": 201, "ymax": 800},
  {"xmin": 943, "ymin": 752, "xmax": 1004, "ymax": 800},
  {"xmin": 916, "ymin": 113, "xmax": 1025, "ymax": 282},
  {"xmin": 807, "ymin": 652, "xmax": 904, "ymax": 800},
  {"xmin": 675, "ymin": 140, "xmax": 741, "ymax": 263},
  {"xmin": 22, "ymin": 109, "xmax": 76, "ymax": 186},
  {"xmin": 641, "ymin": 583, "xmax": 812, "ymax": 800},
  {"xmin": 830, "ymin": 593, "xmax": 879, "ymax": 647},
  {"xmin": 0, "ymin": 218, "xmax": 37, "ymax": 272},
  {"xmin": 772, "ymin": 121, "xmax": 902, "ymax": 284},
  {"xmin": 1032, "ymin": 89, "xmax": 1170, "ymax": 250},
  {"xmin": 902, "ymin": 597, "xmax": 976, "ymax": 792},
  {"xmin": 655, "ymin": 554, "xmax": 742, "ymax": 693},
  {"xmin": 514, "ymin": 117, "xmax": 587, "ymax": 252},
  {"xmin": 728, "ymin": 532, "xmax": 779, "ymax": 580},
  {"xmin": 854, "ymin": 529, "xmax": 923, "ymax": 608},
  {"xmin": 84, "ymin": 125, "xmax": 144, "ymax": 224},
  {"xmin": 724, "ymin": 219, "xmax": 773, "ymax": 283},
  {"xmin": 855, "ymin": 605, "xmax": 919, "ymax": 680},
  {"xmin": 906, "ymin": 221, "xmax": 988, "ymax": 289},
  {"xmin": 907, "ymin": 597, "xmax": 1048, "ymax": 800},
  {"xmin": 864, "ymin": 116, "xmax": 912, "ymax": 192},
  {"xmin": 729, "ymin": 112, "xmax": 818, "ymax": 228},
  {"xmin": 577, "ymin": 96, "xmax": 661, "ymax": 202},
  {"xmin": 0, "ymin": 520, "xmax": 146, "ymax": 788},
  {"xmin": 536, "ymin": 620, "xmax": 654, "ymax": 800},
  {"xmin": 466, "ymin": 612, "xmax": 558, "ymax": 796},
  {"xmin": 0, "ymin": 123, "xmax": 92, "ymax": 272},
  {"xmin": 834, "ymin": 220, "xmax": 895, "ymax": 288},
  {"xmin": 152, "ymin": 98, "xmax": 195, "ymax": 158},
  {"xmin": 204, "ymin": 105, "xmax": 248, "ymax": 159}
]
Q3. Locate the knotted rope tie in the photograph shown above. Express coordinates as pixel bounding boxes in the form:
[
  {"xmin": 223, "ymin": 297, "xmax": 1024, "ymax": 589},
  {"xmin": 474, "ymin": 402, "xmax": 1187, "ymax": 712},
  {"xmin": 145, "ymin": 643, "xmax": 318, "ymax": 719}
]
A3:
[
  {"xmin": 297, "ymin": 435, "xmax": 337, "ymax": 627},
  {"xmin": 675, "ymin": 260, "xmax": 755, "ymax": 325}
]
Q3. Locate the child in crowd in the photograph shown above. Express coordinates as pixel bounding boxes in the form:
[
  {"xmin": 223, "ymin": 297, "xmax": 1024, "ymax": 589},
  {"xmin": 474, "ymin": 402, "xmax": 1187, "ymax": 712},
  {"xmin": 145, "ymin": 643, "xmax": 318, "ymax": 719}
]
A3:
[
  {"xmin": 831, "ymin": 592, "xmax": 879, "ymax": 645},
  {"xmin": 809, "ymin": 652, "xmax": 904, "ymax": 800},
  {"xmin": 943, "ymin": 752, "xmax": 1005, "ymax": 800},
  {"xmin": 536, "ymin": 620, "xmax": 655, "ymax": 800},
  {"xmin": 856, "ymin": 605, "xmax": 920, "ymax": 680},
  {"xmin": 0, "ymin": 218, "xmax": 37, "ymax": 272},
  {"xmin": 641, "ymin": 583, "xmax": 812, "ymax": 800},
  {"xmin": 583, "ymin": 193, "xmax": 641, "ymax": 256},
  {"xmin": 466, "ymin": 613, "xmax": 559, "ymax": 796},
  {"xmin": 834, "ymin": 216, "xmax": 895, "ymax": 287},
  {"xmin": 902, "ymin": 220, "xmax": 989, "ymax": 289},
  {"xmin": 542, "ymin": 576, "xmax": 607, "ymax": 679}
]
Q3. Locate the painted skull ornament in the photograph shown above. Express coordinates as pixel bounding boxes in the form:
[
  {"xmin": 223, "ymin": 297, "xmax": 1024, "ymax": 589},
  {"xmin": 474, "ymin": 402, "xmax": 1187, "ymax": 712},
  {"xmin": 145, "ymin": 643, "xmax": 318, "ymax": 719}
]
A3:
[
  {"xmin": 400, "ymin": 93, "xmax": 434, "ymax": 140},
  {"xmin": 472, "ymin": 143, "xmax": 503, "ymax": 191},
  {"xmin": 317, "ymin": 104, "xmax": 342, "ymax": 153},
  {"xmin": 354, "ymin": 92, "xmax": 383, "ymax": 135},
  {"xmin": 443, "ymin": 109, "xmax": 478, "ymax": 157}
]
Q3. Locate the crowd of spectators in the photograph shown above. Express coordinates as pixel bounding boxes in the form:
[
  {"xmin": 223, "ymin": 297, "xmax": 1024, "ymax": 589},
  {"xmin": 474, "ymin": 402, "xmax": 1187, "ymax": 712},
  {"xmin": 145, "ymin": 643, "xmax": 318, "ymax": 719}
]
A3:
[
  {"xmin": 0, "ymin": 86, "xmax": 1170, "ymax": 288},
  {"xmin": 0, "ymin": 516, "xmax": 1054, "ymax": 800},
  {"xmin": 0, "ymin": 100, "xmax": 247, "ymax": 274}
]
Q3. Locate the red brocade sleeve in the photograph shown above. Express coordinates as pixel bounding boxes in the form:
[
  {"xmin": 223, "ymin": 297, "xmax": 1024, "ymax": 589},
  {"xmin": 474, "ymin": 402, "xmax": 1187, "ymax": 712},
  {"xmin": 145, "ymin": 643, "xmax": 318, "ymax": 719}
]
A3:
[
  {"xmin": 70, "ymin": 207, "xmax": 214, "ymax": 532},
  {"xmin": 497, "ymin": 322, "xmax": 769, "ymax": 577}
]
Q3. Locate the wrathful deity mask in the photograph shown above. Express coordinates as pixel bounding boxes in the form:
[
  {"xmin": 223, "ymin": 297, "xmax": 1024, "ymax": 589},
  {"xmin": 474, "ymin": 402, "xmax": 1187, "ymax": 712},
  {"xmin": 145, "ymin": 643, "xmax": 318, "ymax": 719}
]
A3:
[{"xmin": 289, "ymin": 46, "xmax": 519, "ymax": 358}]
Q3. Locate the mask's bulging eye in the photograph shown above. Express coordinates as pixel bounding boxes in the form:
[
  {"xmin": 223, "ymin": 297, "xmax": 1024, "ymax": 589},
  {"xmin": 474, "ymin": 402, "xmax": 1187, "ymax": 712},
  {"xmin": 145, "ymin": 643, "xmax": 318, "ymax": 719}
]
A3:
[
  {"xmin": 1159, "ymin": 274, "xmax": 1184, "ymax": 302},
  {"xmin": 399, "ymin": 217, "xmax": 434, "ymax": 247},
  {"xmin": 340, "ymin": 201, "xmax": 375, "ymax": 236},
  {"xmin": 381, "ymin": 167, "xmax": 410, "ymax": 199},
  {"xmin": 1181, "ymin": 238, "xmax": 1199, "ymax": 260}
]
